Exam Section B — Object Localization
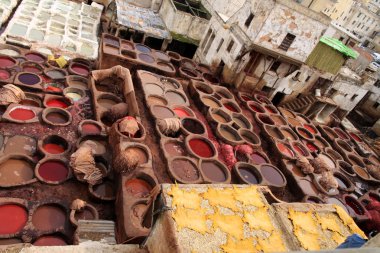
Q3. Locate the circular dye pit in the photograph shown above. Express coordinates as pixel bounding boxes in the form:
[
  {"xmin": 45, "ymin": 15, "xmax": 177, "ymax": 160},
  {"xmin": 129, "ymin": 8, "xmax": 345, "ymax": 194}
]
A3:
[
  {"xmin": 70, "ymin": 63, "xmax": 89, "ymax": 76},
  {"xmin": 304, "ymin": 124, "xmax": 317, "ymax": 134},
  {"xmin": 147, "ymin": 95, "xmax": 167, "ymax": 106},
  {"xmin": 334, "ymin": 175, "xmax": 348, "ymax": 190},
  {"xmin": 258, "ymin": 115, "xmax": 274, "ymax": 125},
  {"xmin": 240, "ymin": 129, "xmax": 260, "ymax": 146},
  {"xmin": 276, "ymin": 142, "xmax": 295, "ymax": 158},
  {"xmin": 201, "ymin": 96, "xmax": 221, "ymax": 108},
  {"xmin": 182, "ymin": 118, "xmax": 205, "ymax": 135},
  {"xmin": 292, "ymin": 143, "xmax": 309, "ymax": 157},
  {"xmin": 46, "ymin": 70, "xmax": 66, "ymax": 79},
  {"xmin": 349, "ymin": 132, "xmax": 362, "ymax": 142},
  {"xmin": 250, "ymin": 152, "xmax": 268, "ymax": 165},
  {"xmin": 42, "ymin": 135, "xmax": 68, "ymax": 155},
  {"xmin": 260, "ymin": 165, "xmax": 285, "ymax": 186},
  {"xmin": 136, "ymin": 44, "xmax": 151, "ymax": 53},
  {"xmin": 18, "ymin": 73, "xmax": 40, "ymax": 85},
  {"xmin": 151, "ymin": 105, "xmax": 175, "ymax": 119},
  {"xmin": 124, "ymin": 147, "xmax": 148, "ymax": 165},
  {"xmin": 46, "ymin": 98, "xmax": 70, "ymax": 108},
  {"xmin": 241, "ymin": 94, "xmax": 253, "ymax": 101},
  {"xmin": 298, "ymin": 128, "xmax": 313, "ymax": 139},
  {"xmin": 81, "ymin": 122, "xmax": 102, "ymax": 135},
  {"xmin": 345, "ymin": 196, "xmax": 365, "ymax": 215},
  {"xmin": 188, "ymin": 138, "xmax": 214, "ymax": 158},
  {"xmin": 223, "ymin": 102, "xmax": 239, "ymax": 112},
  {"xmin": 45, "ymin": 111, "xmax": 70, "ymax": 124},
  {"xmin": 20, "ymin": 98, "xmax": 40, "ymax": 107},
  {"xmin": 97, "ymin": 97, "xmax": 119, "ymax": 109},
  {"xmin": 165, "ymin": 91, "xmax": 186, "ymax": 104},
  {"xmin": 93, "ymin": 181, "xmax": 114, "ymax": 199},
  {"xmin": 218, "ymin": 125, "xmax": 241, "ymax": 142},
  {"xmin": 145, "ymin": 83, "xmax": 164, "ymax": 95},
  {"xmin": 124, "ymin": 178, "xmax": 152, "ymax": 198},
  {"xmin": 32, "ymin": 204, "xmax": 66, "ymax": 231},
  {"xmin": 236, "ymin": 165, "xmax": 261, "ymax": 184},
  {"xmin": 0, "ymin": 69, "xmax": 10, "ymax": 80},
  {"xmin": 353, "ymin": 166, "xmax": 370, "ymax": 180},
  {"xmin": 37, "ymin": 161, "xmax": 68, "ymax": 183},
  {"xmin": 0, "ymin": 159, "xmax": 34, "ymax": 185},
  {"xmin": 170, "ymin": 158, "xmax": 200, "ymax": 182},
  {"xmin": 0, "ymin": 204, "xmax": 27, "ymax": 235},
  {"xmin": 25, "ymin": 52, "xmax": 45, "ymax": 63},
  {"xmin": 173, "ymin": 107, "xmax": 192, "ymax": 118},
  {"xmin": 305, "ymin": 142, "xmax": 318, "ymax": 152},
  {"xmin": 265, "ymin": 105, "xmax": 278, "ymax": 114},
  {"xmin": 194, "ymin": 83, "xmax": 213, "ymax": 94},
  {"xmin": 298, "ymin": 179, "xmax": 319, "ymax": 196},
  {"xmin": 139, "ymin": 54, "xmax": 155, "ymax": 63},
  {"xmin": 45, "ymin": 83, "xmax": 65, "ymax": 93},
  {"xmin": 210, "ymin": 109, "xmax": 230, "ymax": 123},
  {"xmin": 0, "ymin": 56, "xmax": 16, "ymax": 68},
  {"xmin": 281, "ymin": 128, "xmax": 297, "ymax": 140},
  {"xmin": 287, "ymin": 118, "xmax": 302, "ymax": 127},
  {"xmin": 334, "ymin": 128, "xmax": 349, "ymax": 140},
  {"xmin": 164, "ymin": 140, "xmax": 186, "ymax": 156},
  {"xmin": 34, "ymin": 235, "xmax": 67, "ymax": 246},
  {"xmin": 23, "ymin": 65, "xmax": 41, "ymax": 73},
  {"xmin": 248, "ymin": 103, "xmax": 265, "ymax": 113},
  {"xmin": 74, "ymin": 207, "xmax": 95, "ymax": 221},
  {"xmin": 338, "ymin": 161, "xmax": 355, "ymax": 176},
  {"xmin": 232, "ymin": 115, "xmax": 250, "ymax": 129},
  {"xmin": 155, "ymin": 51, "xmax": 170, "ymax": 62},
  {"xmin": 203, "ymin": 73, "xmax": 219, "ymax": 84},
  {"xmin": 161, "ymin": 78, "xmax": 179, "ymax": 89},
  {"xmin": 201, "ymin": 160, "xmax": 227, "ymax": 182},
  {"xmin": 181, "ymin": 68, "xmax": 198, "ymax": 78},
  {"xmin": 9, "ymin": 107, "xmax": 35, "ymax": 121}
]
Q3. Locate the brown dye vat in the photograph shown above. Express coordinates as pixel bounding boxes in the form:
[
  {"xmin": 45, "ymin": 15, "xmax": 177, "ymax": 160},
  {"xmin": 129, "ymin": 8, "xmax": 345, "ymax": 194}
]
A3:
[
  {"xmin": 321, "ymin": 126, "xmax": 339, "ymax": 140},
  {"xmin": 271, "ymin": 115, "xmax": 287, "ymax": 126},
  {"xmin": 209, "ymin": 108, "xmax": 231, "ymax": 123},
  {"xmin": 66, "ymin": 76, "xmax": 88, "ymax": 90},
  {"xmin": 166, "ymin": 90, "xmax": 186, "ymax": 104},
  {"xmin": 258, "ymin": 114, "xmax": 274, "ymax": 125},
  {"xmin": 147, "ymin": 95, "xmax": 167, "ymax": 106},
  {"xmin": 260, "ymin": 164, "xmax": 285, "ymax": 187},
  {"xmin": 124, "ymin": 147, "xmax": 148, "ymax": 166},
  {"xmin": 298, "ymin": 179, "xmax": 319, "ymax": 196},
  {"xmin": 93, "ymin": 180, "xmax": 115, "ymax": 199},
  {"xmin": 32, "ymin": 204, "xmax": 66, "ymax": 231},
  {"xmin": 74, "ymin": 207, "xmax": 95, "ymax": 221},
  {"xmin": 45, "ymin": 111, "xmax": 70, "ymax": 124},
  {"xmin": 289, "ymin": 164, "xmax": 305, "ymax": 177},
  {"xmin": 193, "ymin": 82, "xmax": 213, "ymax": 94},
  {"xmin": 170, "ymin": 158, "xmax": 200, "ymax": 182},
  {"xmin": 338, "ymin": 161, "xmax": 356, "ymax": 176},
  {"xmin": 276, "ymin": 142, "xmax": 295, "ymax": 158},
  {"xmin": 212, "ymin": 113, "xmax": 229, "ymax": 123},
  {"xmin": 280, "ymin": 128, "xmax": 297, "ymax": 141},
  {"xmin": 98, "ymin": 98, "xmax": 118, "ymax": 109},
  {"xmin": 0, "ymin": 159, "xmax": 34, "ymax": 185},
  {"xmin": 20, "ymin": 99, "xmax": 40, "ymax": 107},
  {"xmin": 232, "ymin": 114, "xmax": 250, "ymax": 129},
  {"xmin": 265, "ymin": 126, "xmax": 283, "ymax": 139},
  {"xmin": 354, "ymin": 166, "xmax": 370, "ymax": 180},
  {"xmin": 239, "ymin": 129, "xmax": 260, "ymax": 146},
  {"xmin": 151, "ymin": 105, "xmax": 175, "ymax": 119},
  {"xmin": 201, "ymin": 96, "xmax": 221, "ymax": 108},
  {"xmin": 297, "ymin": 127, "xmax": 313, "ymax": 140},
  {"xmin": 182, "ymin": 118, "xmax": 205, "ymax": 135},
  {"xmin": 368, "ymin": 155, "xmax": 380, "ymax": 165},
  {"xmin": 248, "ymin": 102, "xmax": 265, "ymax": 113},
  {"xmin": 161, "ymin": 78, "xmax": 180, "ymax": 89},
  {"xmin": 265, "ymin": 105, "xmax": 278, "ymax": 114},
  {"xmin": 337, "ymin": 139, "xmax": 353, "ymax": 152},
  {"xmin": 314, "ymin": 136, "xmax": 328, "ymax": 150},
  {"xmin": 348, "ymin": 154, "xmax": 365, "ymax": 167},
  {"xmin": 139, "ymin": 72, "xmax": 161, "ymax": 83},
  {"xmin": 201, "ymin": 160, "xmax": 228, "ymax": 183},
  {"xmin": 104, "ymin": 45, "xmax": 119, "ymax": 55},
  {"xmin": 344, "ymin": 196, "xmax": 365, "ymax": 216},
  {"xmin": 4, "ymin": 135, "xmax": 36, "ymax": 156},
  {"xmin": 164, "ymin": 140, "xmax": 186, "ymax": 156},
  {"xmin": 219, "ymin": 125, "xmax": 241, "ymax": 142},
  {"xmin": 287, "ymin": 117, "xmax": 302, "ymax": 127},
  {"xmin": 295, "ymin": 114, "xmax": 310, "ymax": 124},
  {"xmin": 145, "ymin": 83, "xmax": 164, "ymax": 96},
  {"xmin": 291, "ymin": 142, "xmax": 309, "ymax": 157},
  {"xmin": 279, "ymin": 108, "xmax": 295, "ymax": 118},
  {"xmin": 334, "ymin": 128, "xmax": 350, "ymax": 140},
  {"xmin": 326, "ymin": 148, "xmax": 343, "ymax": 161}
]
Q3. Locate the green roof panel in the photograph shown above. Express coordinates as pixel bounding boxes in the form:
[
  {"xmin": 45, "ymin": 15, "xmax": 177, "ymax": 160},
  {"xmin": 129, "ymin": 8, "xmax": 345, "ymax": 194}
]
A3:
[{"xmin": 320, "ymin": 36, "xmax": 359, "ymax": 59}]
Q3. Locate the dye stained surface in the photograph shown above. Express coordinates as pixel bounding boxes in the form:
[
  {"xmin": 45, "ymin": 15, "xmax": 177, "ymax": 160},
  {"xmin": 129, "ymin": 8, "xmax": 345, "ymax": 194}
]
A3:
[
  {"xmin": 4, "ymin": 135, "xmax": 36, "ymax": 156},
  {"xmin": 0, "ymin": 204, "xmax": 27, "ymax": 234},
  {"xmin": 0, "ymin": 159, "xmax": 34, "ymax": 185},
  {"xmin": 32, "ymin": 204, "xmax": 66, "ymax": 231}
]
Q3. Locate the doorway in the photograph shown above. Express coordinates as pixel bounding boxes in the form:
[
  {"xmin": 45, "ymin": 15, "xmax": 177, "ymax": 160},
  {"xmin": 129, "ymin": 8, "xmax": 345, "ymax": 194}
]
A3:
[{"xmin": 272, "ymin": 92, "xmax": 286, "ymax": 106}]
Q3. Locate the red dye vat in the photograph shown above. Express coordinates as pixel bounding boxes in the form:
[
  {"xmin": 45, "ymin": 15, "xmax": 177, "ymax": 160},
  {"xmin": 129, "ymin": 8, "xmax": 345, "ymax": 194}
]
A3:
[
  {"xmin": 23, "ymin": 66, "xmax": 40, "ymax": 73},
  {"xmin": 0, "ymin": 69, "xmax": 10, "ymax": 80},
  {"xmin": 9, "ymin": 108, "xmax": 35, "ymax": 120},
  {"xmin": 25, "ymin": 53, "xmax": 44, "ymax": 63},
  {"xmin": 38, "ymin": 161, "xmax": 68, "ymax": 182},
  {"xmin": 335, "ymin": 129, "xmax": 348, "ymax": 139},
  {"xmin": 124, "ymin": 178, "xmax": 152, "ymax": 198},
  {"xmin": 293, "ymin": 145, "xmax": 306, "ymax": 156},
  {"xmin": 306, "ymin": 142, "xmax": 318, "ymax": 152},
  {"xmin": 45, "ymin": 86, "xmax": 62, "ymax": 93},
  {"xmin": 249, "ymin": 104, "xmax": 264, "ymax": 113},
  {"xmin": 173, "ymin": 108, "xmax": 190, "ymax": 118},
  {"xmin": 43, "ymin": 144, "xmax": 65, "ymax": 154},
  {"xmin": 277, "ymin": 143, "xmax": 294, "ymax": 158},
  {"xmin": 46, "ymin": 99, "xmax": 69, "ymax": 108},
  {"xmin": 304, "ymin": 125, "xmax": 317, "ymax": 134},
  {"xmin": 0, "ymin": 204, "xmax": 27, "ymax": 234},
  {"xmin": 224, "ymin": 103, "xmax": 238, "ymax": 112},
  {"xmin": 265, "ymin": 106, "xmax": 277, "ymax": 114},
  {"xmin": 299, "ymin": 129, "xmax": 312, "ymax": 139},
  {"xmin": 189, "ymin": 139, "xmax": 214, "ymax": 158},
  {"xmin": 241, "ymin": 95, "xmax": 253, "ymax": 101},
  {"xmin": 82, "ymin": 123, "xmax": 101, "ymax": 135},
  {"xmin": 350, "ymin": 133, "xmax": 362, "ymax": 142},
  {"xmin": 71, "ymin": 64, "xmax": 89, "ymax": 76},
  {"xmin": 0, "ymin": 57, "xmax": 15, "ymax": 68},
  {"xmin": 34, "ymin": 236, "xmax": 67, "ymax": 246}
]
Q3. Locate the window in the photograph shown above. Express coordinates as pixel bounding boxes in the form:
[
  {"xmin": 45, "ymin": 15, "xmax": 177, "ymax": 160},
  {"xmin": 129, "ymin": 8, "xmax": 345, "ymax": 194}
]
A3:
[
  {"xmin": 351, "ymin": 94, "xmax": 358, "ymax": 100},
  {"xmin": 216, "ymin": 38, "xmax": 224, "ymax": 52},
  {"xmin": 203, "ymin": 32, "xmax": 215, "ymax": 56},
  {"xmin": 244, "ymin": 13, "xmax": 254, "ymax": 28},
  {"xmin": 339, "ymin": 36, "xmax": 344, "ymax": 41},
  {"xmin": 305, "ymin": 75, "xmax": 311, "ymax": 82},
  {"xmin": 226, "ymin": 40, "xmax": 235, "ymax": 53},
  {"xmin": 270, "ymin": 61, "xmax": 281, "ymax": 72},
  {"xmin": 200, "ymin": 28, "xmax": 212, "ymax": 49},
  {"xmin": 279, "ymin": 33, "xmax": 296, "ymax": 51},
  {"xmin": 373, "ymin": 102, "xmax": 380, "ymax": 109},
  {"xmin": 352, "ymin": 21, "xmax": 356, "ymax": 25},
  {"xmin": 357, "ymin": 13, "xmax": 362, "ymax": 18}
]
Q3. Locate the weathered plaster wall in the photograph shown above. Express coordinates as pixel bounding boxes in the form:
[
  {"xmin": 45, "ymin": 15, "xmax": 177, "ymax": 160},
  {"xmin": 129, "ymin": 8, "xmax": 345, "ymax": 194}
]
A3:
[
  {"xmin": 159, "ymin": 0, "xmax": 209, "ymax": 41},
  {"xmin": 203, "ymin": 0, "xmax": 246, "ymax": 20},
  {"xmin": 253, "ymin": 3, "xmax": 328, "ymax": 63}
]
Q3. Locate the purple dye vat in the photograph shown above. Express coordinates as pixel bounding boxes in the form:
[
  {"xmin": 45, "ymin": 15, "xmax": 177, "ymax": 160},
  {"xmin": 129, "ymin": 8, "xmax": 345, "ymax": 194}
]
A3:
[{"xmin": 18, "ymin": 73, "xmax": 40, "ymax": 85}]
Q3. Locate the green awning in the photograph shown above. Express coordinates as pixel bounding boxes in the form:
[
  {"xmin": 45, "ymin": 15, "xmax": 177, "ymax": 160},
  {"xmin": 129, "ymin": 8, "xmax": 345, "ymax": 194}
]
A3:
[{"xmin": 320, "ymin": 36, "xmax": 359, "ymax": 59}]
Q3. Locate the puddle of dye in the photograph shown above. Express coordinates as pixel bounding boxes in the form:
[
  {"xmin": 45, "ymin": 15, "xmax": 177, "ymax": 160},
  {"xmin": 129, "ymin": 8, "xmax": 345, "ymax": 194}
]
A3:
[
  {"xmin": 0, "ymin": 159, "xmax": 34, "ymax": 185},
  {"xmin": 261, "ymin": 165, "xmax": 284, "ymax": 186},
  {"xmin": 82, "ymin": 123, "xmax": 101, "ymax": 135},
  {"xmin": 125, "ymin": 147, "xmax": 148, "ymax": 165},
  {"xmin": 152, "ymin": 106, "xmax": 174, "ymax": 118},
  {"xmin": 250, "ymin": 153, "xmax": 267, "ymax": 164},
  {"xmin": 0, "ymin": 69, "xmax": 10, "ymax": 79},
  {"xmin": 335, "ymin": 176, "xmax": 348, "ymax": 189},
  {"xmin": 164, "ymin": 141, "xmax": 185, "ymax": 156},
  {"xmin": 43, "ymin": 143, "xmax": 65, "ymax": 154},
  {"xmin": 9, "ymin": 108, "xmax": 35, "ymax": 120},
  {"xmin": 38, "ymin": 161, "xmax": 68, "ymax": 182},
  {"xmin": 277, "ymin": 143, "xmax": 294, "ymax": 157},
  {"xmin": 224, "ymin": 103, "xmax": 238, "ymax": 112},
  {"xmin": 306, "ymin": 142, "xmax": 318, "ymax": 152},
  {"xmin": 23, "ymin": 66, "xmax": 40, "ymax": 73},
  {"xmin": 171, "ymin": 159, "xmax": 199, "ymax": 181},
  {"xmin": 166, "ymin": 91, "xmax": 185, "ymax": 104},
  {"xmin": 345, "ymin": 197, "xmax": 364, "ymax": 215},
  {"xmin": 201, "ymin": 162, "xmax": 226, "ymax": 182},
  {"xmin": 66, "ymin": 92, "xmax": 82, "ymax": 101},
  {"xmin": 304, "ymin": 125, "xmax": 317, "ymax": 134},
  {"xmin": 0, "ymin": 204, "xmax": 27, "ymax": 234},
  {"xmin": 32, "ymin": 205, "xmax": 66, "ymax": 231},
  {"xmin": 18, "ymin": 73, "xmax": 40, "ymax": 85},
  {"xmin": 0, "ymin": 57, "xmax": 15, "ymax": 68},
  {"xmin": 25, "ymin": 53, "xmax": 44, "ymax": 62},
  {"xmin": 174, "ymin": 108, "xmax": 190, "ymax": 118},
  {"xmin": 189, "ymin": 139, "xmax": 213, "ymax": 158},
  {"xmin": 239, "ymin": 167, "xmax": 259, "ymax": 184},
  {"xmin": 94, "ymin": 181, "xmax": 114, "ymax": 198},
  {"xmin": 46, "ymin": 99, "xmax": 69, "ymax": 108},
  {"xmin": 202, "ymin": 97, "xmax": 220, "ymax": 108},
  {"xmin": 46, "ymin": 112, "xmax": 68, "ymax": 124},
  {"xmin": 124, "ymin": 178, "xmax": 152, "ymax": 198},
  {"xmin": 71, "ymin": 64, "xmax": 89, "ymax": 76},
  {"xmin": 74, "ymin": 208, "xmax": 95, "ymax": 221}
]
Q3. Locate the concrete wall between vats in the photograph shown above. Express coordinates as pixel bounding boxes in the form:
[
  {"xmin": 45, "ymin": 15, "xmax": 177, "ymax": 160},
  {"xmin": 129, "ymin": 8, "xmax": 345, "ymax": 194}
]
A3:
[
  {"xmin": 120, "ymin": 0, "xmax": 162, "ymax": 9},
  {"xmin": 159, "ymin": 0, "xmax": 209, "ymax": 42}
]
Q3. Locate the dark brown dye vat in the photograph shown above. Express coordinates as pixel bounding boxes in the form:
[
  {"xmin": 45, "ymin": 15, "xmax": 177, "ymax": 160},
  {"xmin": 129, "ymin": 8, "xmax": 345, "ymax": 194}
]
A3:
[
  {"xmin": 345, "ymin": 196, "xmax": 365, "ymax": 215},
  {"xmin": 201, "ymin": 161, "xmax": 226, "ymax": 182},
  {"xmin": 46, "ymin": 112, "xmax": 69, "ymax": 124},
  {"xmin": 74, "ymin": 207, "xmax": 95, "ymax": 221},
  {"xmin": 164, "ymin": 141, "xmax": 186, "ymax": 156},
  {"xmin": 171, "ymin": 159, "xmax": 199, "ymax": 182},
  {"xmin": 32, "ymin": 204, "xmax": 66, "ymax": 231},
  {"xmin": 151, "ymin": 106, "xmax": 174, "ymax": 119},
  {"xmin": 258, "ymin": 115, "xmax": 274, "ymax": 125},
  {"xmin": 260, "ymin": 165, "xmax": 285, "ymax": 186},
  {"xmin": 182, "ymin": 118, "xmax": 205, "ymax": 134},
  {"xmin": 93, "ymin": 181, "xmax": 115, "ymax": 198}
]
